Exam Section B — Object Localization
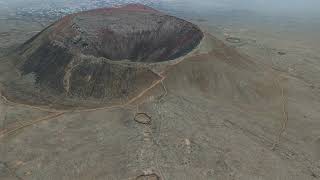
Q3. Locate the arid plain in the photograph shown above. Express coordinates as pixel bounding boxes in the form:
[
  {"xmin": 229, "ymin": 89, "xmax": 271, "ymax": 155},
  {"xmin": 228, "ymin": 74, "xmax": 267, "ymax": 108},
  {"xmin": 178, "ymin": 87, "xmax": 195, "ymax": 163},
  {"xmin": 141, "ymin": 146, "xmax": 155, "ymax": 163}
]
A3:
[{"xmin": 1, "ymin": 2, "xmax": 320, "ymax": 180}]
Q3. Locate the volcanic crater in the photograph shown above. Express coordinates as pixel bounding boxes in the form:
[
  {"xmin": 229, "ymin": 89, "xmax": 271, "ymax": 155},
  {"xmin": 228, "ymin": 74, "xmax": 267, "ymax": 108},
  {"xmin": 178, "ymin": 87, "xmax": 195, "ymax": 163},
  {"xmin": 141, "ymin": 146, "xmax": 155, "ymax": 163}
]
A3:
[{"xmin": 5, "ymin": 4, "xmax": 203, "ymax": 108}]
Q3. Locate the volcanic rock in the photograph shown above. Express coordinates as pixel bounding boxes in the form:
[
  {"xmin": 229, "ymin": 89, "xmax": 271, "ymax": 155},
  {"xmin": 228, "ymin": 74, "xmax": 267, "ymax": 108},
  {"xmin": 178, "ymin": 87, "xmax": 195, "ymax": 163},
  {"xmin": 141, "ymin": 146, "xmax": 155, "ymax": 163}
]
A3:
[{"xmin": 6, "ymin": 4, "xmax": 203, "ymax": 108}]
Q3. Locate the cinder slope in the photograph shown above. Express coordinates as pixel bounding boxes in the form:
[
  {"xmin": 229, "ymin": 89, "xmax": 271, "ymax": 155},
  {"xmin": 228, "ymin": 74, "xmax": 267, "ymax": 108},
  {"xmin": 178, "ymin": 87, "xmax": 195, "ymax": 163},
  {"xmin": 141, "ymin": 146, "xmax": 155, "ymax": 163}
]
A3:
[
  {"xmin": 3, "ymin": 4, "xmax": 203, "ymax": 109},
  {"xmin": 1, "ymin": 33, "xmax": 319, "ymax": 180}
]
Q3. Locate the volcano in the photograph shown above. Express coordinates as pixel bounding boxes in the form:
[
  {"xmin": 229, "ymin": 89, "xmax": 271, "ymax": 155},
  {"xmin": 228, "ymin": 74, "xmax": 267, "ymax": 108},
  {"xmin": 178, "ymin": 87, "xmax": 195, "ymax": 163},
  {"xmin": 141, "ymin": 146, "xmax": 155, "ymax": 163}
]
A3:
[{"xmin": 5, "ymin": 4, "xmax": 203, "ymax": 108}]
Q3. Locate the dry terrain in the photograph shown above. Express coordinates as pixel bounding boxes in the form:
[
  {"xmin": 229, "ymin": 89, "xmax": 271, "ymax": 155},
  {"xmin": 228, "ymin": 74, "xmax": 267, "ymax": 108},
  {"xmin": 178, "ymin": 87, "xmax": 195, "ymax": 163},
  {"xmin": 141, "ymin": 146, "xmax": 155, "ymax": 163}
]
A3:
[{"xmin": 1, "ymin": 4, "xmax": 320, "ymax": 180}]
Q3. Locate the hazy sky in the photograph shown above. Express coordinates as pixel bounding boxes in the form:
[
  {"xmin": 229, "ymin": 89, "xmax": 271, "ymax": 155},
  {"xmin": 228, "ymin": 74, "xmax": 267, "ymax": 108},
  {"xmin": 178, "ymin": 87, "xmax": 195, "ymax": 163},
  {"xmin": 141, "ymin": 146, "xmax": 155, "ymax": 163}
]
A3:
[
  {"xmin": 1, "ymin": 0, "xmax": 320, "ymax": 17},
  {"xmin": 163, "ymin": 0, "xmax": 320, "ymax": 16}
]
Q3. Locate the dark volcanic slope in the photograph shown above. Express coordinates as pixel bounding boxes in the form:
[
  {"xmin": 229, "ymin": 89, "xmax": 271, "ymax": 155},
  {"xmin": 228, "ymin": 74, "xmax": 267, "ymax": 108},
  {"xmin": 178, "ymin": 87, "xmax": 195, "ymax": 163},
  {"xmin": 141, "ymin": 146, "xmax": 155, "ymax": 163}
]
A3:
[
  {"xmin": 6, "ymin": 4, "xmax": 203, "ymax": 108},
  {"xmin": 20, "ymin": 4, "xmax": 203, "ymax": 62}
]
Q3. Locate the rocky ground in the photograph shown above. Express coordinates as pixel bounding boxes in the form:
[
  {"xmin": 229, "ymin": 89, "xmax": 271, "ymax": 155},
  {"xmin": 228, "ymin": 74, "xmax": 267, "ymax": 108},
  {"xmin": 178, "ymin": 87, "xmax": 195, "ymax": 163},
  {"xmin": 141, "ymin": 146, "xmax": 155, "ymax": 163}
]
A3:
[{"xmin": 1, "ymin": 4, "xmax": 320, "ymax": 180}]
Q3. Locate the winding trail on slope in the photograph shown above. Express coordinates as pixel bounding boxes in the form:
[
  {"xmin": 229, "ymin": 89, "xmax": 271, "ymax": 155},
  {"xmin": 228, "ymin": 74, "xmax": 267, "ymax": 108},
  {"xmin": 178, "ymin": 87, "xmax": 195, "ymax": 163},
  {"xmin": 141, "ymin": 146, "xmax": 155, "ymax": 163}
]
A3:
[
  {"xmin": 0, "ymin": 31, "xmax": 288, "ymax": 141},
  {"xmin": 0, "ymin": 53, "xmax": 188, "ymax": 138}
]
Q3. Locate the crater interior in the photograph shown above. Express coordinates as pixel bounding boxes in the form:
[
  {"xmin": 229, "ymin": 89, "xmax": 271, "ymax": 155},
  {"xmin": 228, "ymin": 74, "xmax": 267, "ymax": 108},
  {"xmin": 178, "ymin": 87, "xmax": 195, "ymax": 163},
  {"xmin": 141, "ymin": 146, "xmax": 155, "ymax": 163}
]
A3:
[
  {"xmin": 5, "ymin": 4, "xmax": 203, "ymax": 108},
  {"xmin": 50, "ymin": 4, "xmax": 203, "ymax": 62}
]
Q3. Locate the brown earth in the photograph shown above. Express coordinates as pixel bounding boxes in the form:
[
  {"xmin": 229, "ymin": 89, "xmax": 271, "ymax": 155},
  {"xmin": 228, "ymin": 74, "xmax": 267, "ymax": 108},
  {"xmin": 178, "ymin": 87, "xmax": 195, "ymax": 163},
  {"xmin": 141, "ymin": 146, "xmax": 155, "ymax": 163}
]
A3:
[
  {"xmin": 0, "ymin": 4, "xmax": 320, "ymax": 180},
  {"xmin": 2, "ymin": 4, "xmax": 203, "ymax": 109}
]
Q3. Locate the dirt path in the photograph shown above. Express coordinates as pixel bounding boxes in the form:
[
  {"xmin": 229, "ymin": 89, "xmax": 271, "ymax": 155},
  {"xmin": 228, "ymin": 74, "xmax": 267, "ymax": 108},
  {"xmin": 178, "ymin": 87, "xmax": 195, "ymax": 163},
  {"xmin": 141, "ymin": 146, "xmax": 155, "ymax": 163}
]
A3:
[
  {"xmin": 0, "ymin": 68, "xmax": 170, "ymax": 138},
  {"xmin": 0, "ymin": 40, "xmax": 197, "ymax": 138}
]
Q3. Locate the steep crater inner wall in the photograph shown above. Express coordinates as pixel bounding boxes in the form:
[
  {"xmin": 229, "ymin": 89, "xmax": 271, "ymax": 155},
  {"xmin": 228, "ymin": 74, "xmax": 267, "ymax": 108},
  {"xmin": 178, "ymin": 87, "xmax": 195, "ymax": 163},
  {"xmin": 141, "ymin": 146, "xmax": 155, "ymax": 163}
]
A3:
[
  {"xmin": 66, "ymin": 11, "xmax": 204, "ymax": 63},
  {"xmin": 7, "ymin": 5, "xmax": 204, "ymax": 108},
  {"xmin": 94, "ymin": 19, "xmax": 203, "ymax": 62}
]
